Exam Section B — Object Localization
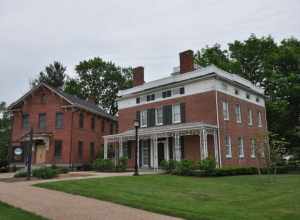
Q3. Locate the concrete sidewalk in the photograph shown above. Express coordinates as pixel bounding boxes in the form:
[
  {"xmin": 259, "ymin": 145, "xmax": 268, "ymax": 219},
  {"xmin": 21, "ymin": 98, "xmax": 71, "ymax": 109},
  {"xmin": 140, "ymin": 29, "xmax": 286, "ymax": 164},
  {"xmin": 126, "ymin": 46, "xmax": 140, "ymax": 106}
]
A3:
[{"xmin": 0, "ymin": 172, "xmax": 180, "ymax": 220}]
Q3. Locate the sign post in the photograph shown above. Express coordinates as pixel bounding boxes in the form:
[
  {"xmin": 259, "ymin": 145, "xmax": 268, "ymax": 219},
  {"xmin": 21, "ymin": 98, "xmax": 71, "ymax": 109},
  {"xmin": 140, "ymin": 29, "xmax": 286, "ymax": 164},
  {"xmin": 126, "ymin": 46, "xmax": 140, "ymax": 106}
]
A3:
[{"xmin": 26, "ymin": 128, "xmax": 33, "ymax": 180}]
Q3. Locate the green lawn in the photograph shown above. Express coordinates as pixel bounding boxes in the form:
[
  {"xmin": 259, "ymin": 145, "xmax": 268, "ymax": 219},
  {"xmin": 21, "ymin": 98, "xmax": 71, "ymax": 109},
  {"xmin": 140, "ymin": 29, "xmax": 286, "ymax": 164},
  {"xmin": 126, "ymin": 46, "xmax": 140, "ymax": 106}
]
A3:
[
  {"xmin": 0, "ymin": 201, "xmax": 46, "ymax": 220},
  {"xmin": 36, "ymin": 174, "xmax": 300, "ymax": 220}
]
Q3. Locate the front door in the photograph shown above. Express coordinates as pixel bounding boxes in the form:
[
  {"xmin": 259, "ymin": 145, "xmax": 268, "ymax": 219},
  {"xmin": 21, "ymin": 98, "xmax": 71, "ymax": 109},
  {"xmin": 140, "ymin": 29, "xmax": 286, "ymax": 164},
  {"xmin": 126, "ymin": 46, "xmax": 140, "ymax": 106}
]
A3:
[
  {"xmin": 35, "ymin": 145, "xmax": 46, "ymax": 164},
  {"xmin": 157, "ymin": 142, "xmax": 165, "ymax": 166}
]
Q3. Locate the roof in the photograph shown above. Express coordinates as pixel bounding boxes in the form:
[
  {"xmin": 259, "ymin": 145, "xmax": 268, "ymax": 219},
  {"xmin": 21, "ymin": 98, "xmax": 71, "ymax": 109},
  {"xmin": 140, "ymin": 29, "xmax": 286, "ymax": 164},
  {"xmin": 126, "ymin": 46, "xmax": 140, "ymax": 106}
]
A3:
[
  {"xmin": 8, "ymin": 83, "xmax": 117, "ymax": 121},
  {"xmin": 118, "ymin": 65, "xmax": 265, "ymax": 98}
]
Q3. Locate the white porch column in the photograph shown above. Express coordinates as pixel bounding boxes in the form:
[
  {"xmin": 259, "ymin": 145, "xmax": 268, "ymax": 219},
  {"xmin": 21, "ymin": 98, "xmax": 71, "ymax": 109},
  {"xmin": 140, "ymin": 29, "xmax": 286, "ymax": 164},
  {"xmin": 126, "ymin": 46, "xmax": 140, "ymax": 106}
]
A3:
[
  {"xmin": 164, "ymin": 138, "xmax": 169, "ymax": 161},
  {"xmin": 119, "ymin": 138, "xmax": 123, "ymax": 158},
  {"xmin": 213, "ymin": 130, "xmax": 220, "ymax": 167},
  {"xmin": 137, "ymin": 137, "xmax": 140, "ymax": 168},
  {"xmin": 152, "ymin": 136, "xmax": 158, "ymax": 169},
  {"xmin": 104, "ymin": 138, "xmax": 108, "ymax": 159},
  {"xmin": 202, "ymin": 129, "xmax": 208, "ymax": 159},
  {"xmin": 174, "ymin": 133, "xmax": 181, "ymax": 161},
  {"xmin": 150, "ymin": 137, "xmax": 154, "ymax": 167}
]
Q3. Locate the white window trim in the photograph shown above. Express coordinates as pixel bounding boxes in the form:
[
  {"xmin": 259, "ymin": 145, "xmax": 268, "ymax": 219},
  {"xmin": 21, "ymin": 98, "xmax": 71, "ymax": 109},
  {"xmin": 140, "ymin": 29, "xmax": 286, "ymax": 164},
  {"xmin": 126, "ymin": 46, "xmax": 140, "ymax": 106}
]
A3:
[
  {"xmin": 155, "ymin": 107, "xmax": 163, "ymax": 126},
  {"xmin": 251, "ymin": 138, "xmax": 256, "ymax": 158},
  {"xmin": 248, "ymin": 109, "xmax": 253, "ymax": 126},
  {"xmin": 225, "ymin": 136, "xmax": 232, "ymax": 158},
  {"xmin": 140, "ymin": 110, "xmax": 147, "ymax": 128},
  {"xmin": 172, "ymin": 104, "xmax": 181, "ymax": 124},
  {"xmin": 235, "ymin": 104, "xmax": 242, "ymax": 123},
  {"xmin": 238, "ymin": 137, "xmax": 244, "ymax": 158},
  {"xmin": 258, "ymin": 111, "xmax": 262, "ymax": 127},
  {"xmin": 223, "ymin": 101, "xmax": 229, "ymax": 121}
]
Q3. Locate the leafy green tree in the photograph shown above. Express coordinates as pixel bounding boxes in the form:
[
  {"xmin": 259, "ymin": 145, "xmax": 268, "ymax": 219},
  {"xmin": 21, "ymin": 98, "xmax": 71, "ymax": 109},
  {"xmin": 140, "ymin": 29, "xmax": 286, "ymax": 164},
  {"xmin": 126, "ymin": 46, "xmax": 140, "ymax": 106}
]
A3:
[
  {"xmin": 67, "ymin": 58, "xmax": 132, "ymax": 115},
  {"xmin": 0, "ymin": 102, "xmax": 10, "ymax": 164},
  {"xmin": 32, "ymin": 61, "xmax": 67, "ymax": 88}
]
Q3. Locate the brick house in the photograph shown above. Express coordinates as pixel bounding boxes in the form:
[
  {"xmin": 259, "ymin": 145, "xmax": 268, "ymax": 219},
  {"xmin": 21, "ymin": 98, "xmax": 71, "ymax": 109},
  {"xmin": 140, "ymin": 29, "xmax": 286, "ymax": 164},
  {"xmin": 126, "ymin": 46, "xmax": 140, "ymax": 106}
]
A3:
[
  {"xmin": 9, "ymin": 83, "xmax": 117, "ymax": 167},
  {"xmin": 103, "ymin": 50, "xmax": 268, "ymax": 168}
]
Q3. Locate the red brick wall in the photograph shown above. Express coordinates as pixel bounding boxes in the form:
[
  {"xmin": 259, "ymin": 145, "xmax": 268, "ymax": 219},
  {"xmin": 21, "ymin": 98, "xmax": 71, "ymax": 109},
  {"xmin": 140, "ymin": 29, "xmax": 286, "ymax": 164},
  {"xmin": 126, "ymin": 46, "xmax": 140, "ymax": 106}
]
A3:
[{"xmin": 11, "ymin": 86, "xmax": 115, "ymax": 166}]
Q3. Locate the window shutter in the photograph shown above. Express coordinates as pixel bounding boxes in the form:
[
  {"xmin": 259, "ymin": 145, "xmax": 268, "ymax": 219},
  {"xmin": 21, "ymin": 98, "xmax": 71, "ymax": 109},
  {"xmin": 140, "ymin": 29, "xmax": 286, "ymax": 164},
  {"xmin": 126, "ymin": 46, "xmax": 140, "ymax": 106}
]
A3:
[
  {"xmin": 147, "ymin": 109, "xmax": 155, "ymax": 127},
  {"xmin": 163, "ymin": 105, "xmax": 172, "ymax": 125},
  {"xmin": 180, "ymin": 103, "xmax": 186, "ymax": 123},
  {"xmin": 136, "ymin": 111, "xmax": 140, "ymax": 122}
]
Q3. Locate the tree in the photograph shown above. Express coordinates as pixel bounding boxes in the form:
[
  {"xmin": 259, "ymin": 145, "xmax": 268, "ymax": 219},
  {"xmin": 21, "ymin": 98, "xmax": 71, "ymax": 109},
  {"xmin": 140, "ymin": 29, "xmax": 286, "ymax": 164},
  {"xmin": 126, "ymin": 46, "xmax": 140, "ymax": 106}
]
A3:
[
  {"xmin": 68, "ymin": 58, "xmax": 132, "ymax": 115},
  {"xmin": 32, "ymin": 61, "xmax": 67, "ymax": 88},
  {"xmin": 0, "ymin": 102, "xmax": 10, "ymax": 166},
  {"xmin": 194, "ymin": 34, "xmax": 300, "ymax": 159}
]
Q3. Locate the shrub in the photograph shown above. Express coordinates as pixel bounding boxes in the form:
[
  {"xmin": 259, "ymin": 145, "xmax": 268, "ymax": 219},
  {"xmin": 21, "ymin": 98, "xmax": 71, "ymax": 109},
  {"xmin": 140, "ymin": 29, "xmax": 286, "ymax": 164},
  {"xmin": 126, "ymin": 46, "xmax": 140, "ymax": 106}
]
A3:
[
  {"xmin": 93, "ymin": 159, "xmax": 114, "ymax": 172},
  {"xmin": 116, "ymin": 157, "xmax": 128, "ymax": 172},
  {"xmin": 14, "ymin": 170, "xmax": 27, "ymax": 178},
  {"xmin": 81, "ymin": 163, "xmax": 93, "ymax": 171},
  {"xmin": 174, "ymin": 160, "xmax": 194, "ymax": 176},
  {"xmin": 32, "ymin": 167, "xmax": 58, "ymax": 179},
  {"xmin": 160, "ymin": 160, "xmax": 177, "ymax": 173},
  {"xmin": 198, "ymin": 158, "xmax": 216, "ymax": 172}
]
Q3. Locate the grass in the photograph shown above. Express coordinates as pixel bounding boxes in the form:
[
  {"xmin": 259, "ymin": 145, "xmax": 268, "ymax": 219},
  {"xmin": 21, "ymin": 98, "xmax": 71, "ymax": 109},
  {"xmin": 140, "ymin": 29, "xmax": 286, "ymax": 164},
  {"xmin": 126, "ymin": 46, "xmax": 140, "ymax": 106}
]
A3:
[
  {"xmin": 0, "ymin": 201, "xmax": 46, "ymax": 220},
  {"xmin": 36, "ymin": 174, "xmax": 300, "ymax": 220}
]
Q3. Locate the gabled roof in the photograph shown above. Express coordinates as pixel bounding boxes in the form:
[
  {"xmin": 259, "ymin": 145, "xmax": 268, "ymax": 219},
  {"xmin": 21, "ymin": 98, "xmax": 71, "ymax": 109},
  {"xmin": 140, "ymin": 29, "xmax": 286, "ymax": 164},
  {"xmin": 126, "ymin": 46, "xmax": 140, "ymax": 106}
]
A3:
[{"xmin": 8, "ymin": 83, "xmax": 117, "ymax": 121}]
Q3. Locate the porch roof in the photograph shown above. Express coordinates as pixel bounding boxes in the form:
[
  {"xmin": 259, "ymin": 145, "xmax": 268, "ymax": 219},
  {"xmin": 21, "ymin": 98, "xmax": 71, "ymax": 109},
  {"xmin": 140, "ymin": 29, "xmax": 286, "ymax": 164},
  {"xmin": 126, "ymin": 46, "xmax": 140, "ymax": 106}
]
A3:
[{"xmin": 104, "ymin": 122, "xmax": 217, "ymax": 143}]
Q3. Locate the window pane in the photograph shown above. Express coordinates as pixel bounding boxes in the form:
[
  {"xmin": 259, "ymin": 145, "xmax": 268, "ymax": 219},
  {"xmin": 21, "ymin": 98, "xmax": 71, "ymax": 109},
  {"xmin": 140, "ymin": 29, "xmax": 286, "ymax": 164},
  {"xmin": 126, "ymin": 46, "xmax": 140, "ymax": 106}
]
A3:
[
  {"xmin": 225, "ymin": 136, "xmax": 232, "ymax": 158},
  {"xmin": 156, "ymin": 107, "xmax": 163, "ymax": 125},
  {"xmin": 251, "ymin": 138, "xmax": 256, "ymax": 158},
  {"xmin": 223, "ymin": 102, "xmax": 229, "ymax": 120},
  {"xmin": 39, "ymin": 113, "xmax": 46, "ymax": 129},
  {"xmin": 56, "ymin": 112, "xmax": 63, "ymax": 129},
  {"xmin": 238, "ymin": 137, "xmax": 244, "ymax": 158},
  {"xmin": 54, "ymin": 140, "xmax": 62, "ymax": 160},
  {"xmin": 248, "ymin": 109, "xmax": 253, "ymax": 125},
  {"xmin": 22, "ymin": 114, "xmax": 29, "ymax": 129},
  {"xmin": 258, "ymin": 112, "xmax": 262, "ymax": 127},
  {"xmin": 235, "ymin": 105, "xmax": 241, "ymax": 123},
  {"xmin": 172, "ymin": 104, "xmax": 181, "ymax": 123},
  {"xmin": 140, "ymin": 110, "xmax": 147, "ymax": 127}
]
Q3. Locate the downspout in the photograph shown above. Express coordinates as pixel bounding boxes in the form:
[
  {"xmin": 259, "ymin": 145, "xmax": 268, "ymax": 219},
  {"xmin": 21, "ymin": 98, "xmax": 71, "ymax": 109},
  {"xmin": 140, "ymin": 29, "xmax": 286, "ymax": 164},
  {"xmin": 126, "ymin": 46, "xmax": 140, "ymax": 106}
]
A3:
[
  {"xmin": 69, "ymin": 108, "xmax": 75, "ymax": 169},
  {"xmin": 215, "ymin": 87, "xmax": 222, "ymax": 168}
]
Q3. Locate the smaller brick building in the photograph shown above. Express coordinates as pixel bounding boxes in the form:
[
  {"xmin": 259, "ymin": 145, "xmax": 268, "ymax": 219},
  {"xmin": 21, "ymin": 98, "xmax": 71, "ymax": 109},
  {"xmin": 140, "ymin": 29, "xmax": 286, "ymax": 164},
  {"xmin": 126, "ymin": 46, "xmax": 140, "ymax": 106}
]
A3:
[{"xmin": 9, "ymin": 83, "xmax": 117, "ymax": 167}]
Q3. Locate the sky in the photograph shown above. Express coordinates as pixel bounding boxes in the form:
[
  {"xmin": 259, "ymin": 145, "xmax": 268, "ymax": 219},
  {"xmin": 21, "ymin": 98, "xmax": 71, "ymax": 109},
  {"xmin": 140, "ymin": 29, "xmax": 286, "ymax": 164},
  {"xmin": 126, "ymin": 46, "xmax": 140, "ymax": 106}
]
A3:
[{"xmin": 0, "ymin": 0, "xmax": 299, "ymax": 105}]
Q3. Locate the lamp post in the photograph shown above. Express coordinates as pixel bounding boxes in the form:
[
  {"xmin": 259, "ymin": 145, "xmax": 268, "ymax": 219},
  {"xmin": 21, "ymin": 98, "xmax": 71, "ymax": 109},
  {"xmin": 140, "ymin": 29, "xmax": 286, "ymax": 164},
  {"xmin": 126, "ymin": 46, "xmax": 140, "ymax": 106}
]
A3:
[{"xmin": 133, "ymin": 119, "xmax": 140, "ymax": 176}]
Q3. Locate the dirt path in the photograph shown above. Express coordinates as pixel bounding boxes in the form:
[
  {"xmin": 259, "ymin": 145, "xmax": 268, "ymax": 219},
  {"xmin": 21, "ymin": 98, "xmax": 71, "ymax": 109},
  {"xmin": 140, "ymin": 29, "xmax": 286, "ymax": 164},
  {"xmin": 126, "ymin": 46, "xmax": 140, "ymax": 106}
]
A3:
[{"xmin": 0, "ymin": 172, "xmax": 180, "ymax": 220}]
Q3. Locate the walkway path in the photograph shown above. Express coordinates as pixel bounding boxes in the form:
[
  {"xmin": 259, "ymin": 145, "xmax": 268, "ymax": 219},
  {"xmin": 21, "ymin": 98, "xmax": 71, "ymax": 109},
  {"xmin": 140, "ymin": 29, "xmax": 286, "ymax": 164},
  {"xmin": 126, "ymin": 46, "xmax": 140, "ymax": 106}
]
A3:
[{"xmin": 0, "ymin": 172, "xmax": 180, "ymax": 220}]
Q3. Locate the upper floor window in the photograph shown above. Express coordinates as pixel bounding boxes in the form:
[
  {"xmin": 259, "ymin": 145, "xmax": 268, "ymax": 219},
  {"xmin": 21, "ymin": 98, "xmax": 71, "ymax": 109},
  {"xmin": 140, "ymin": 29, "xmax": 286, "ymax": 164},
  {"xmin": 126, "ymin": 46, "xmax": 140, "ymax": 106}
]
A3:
[
  {"xmin": 22, "ymin": 113, "xmax": 30, "ymax": 129},
  {"xmin": 179, "ymin": 87, "xmax": 185, "ymax": 94},
  {"xmin": 79, "ymin": 112, "xmax": 84, "ymax": 129},
  {"xmin": 39, "ymin": 113, "xmax": 46, "ymax": 129},
  {"xmin": 54, "ymin": 140, "xmax": 62, "ymax": 161},
  {"xmin": 251, "ymin": 138, "xmax": 256, "ymax": 158},
  {"xmin": 234, "ymin": 89, "xmax": 239, "ymax": 95},
  {"xmin": 235, "ymin": 104, "xmax": 242, "ymax": 123},
  {"xmin": 55, "ymin": 112, "xmax": 64, "ymax": 129},
  {"xmin": 146, "ymin": 94, "xmax": 155, "ymax": 102},
  {"xmin": 91, "ymin": 116, "xmax": 95, "ymax": 131},
  {"xmin": 256, "ymin": 97, "xmax": 260, "ymax": 103},
  {"xmin": 222, "ymin": 101, "xmax": 229, "ymax": 120},
  {"xmin": 140, "ymin": 110, "xmax": 147, "ymax": 127},
  {"xmin": 238, "ymin": 137, "xmax": 244, "ymax": 158},
  {"xmin": 225, "ymin": 135, "xmax": 232, "ymax": 158},
  {"xmin": 248, "ymin": 109, "xmax": 253, "ymax": 126},
  {"xmin": 172, "ymin": 104, "xmax": 181, "ymax": 123},
  {"xmin": 136, "ymin": 97, "xmax": 140, "ymax": 104},
  {"xmin": 156, "ymin": 107, "xmax": 163, "ymax": 126},
  {"xmin": 162, "ymin": 90, "xmax": 172, "ymax": 98},
  {"xmin": 246, "ymin": 93, "xmax": 251, "ymax": 99},
  {"xmin": 258, "ymin": 111, "xmax": 262, "ymax": 127}
]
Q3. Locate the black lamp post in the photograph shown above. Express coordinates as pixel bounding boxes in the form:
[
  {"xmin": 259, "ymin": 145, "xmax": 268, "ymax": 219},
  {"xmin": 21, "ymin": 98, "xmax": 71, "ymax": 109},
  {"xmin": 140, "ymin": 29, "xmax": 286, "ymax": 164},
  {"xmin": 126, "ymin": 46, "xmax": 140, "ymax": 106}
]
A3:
[{"xmin": 133, "ymin": 119, "xmax": 140, "ymax": 176}]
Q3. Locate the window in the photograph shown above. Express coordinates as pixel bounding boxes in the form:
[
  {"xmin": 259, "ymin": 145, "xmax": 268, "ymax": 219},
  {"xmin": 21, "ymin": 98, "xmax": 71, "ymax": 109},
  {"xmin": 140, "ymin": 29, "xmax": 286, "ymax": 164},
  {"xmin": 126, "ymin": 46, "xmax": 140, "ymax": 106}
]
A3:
[
  {"xmin": 172, "ymin": 104, "xmax": 181, "ymax": 123},
  {"xmin": 91, "ymin": 116, "xmax": 95, "ymax": 130},
  {"xmin": 222, "ymin": 101, "xmax": 229, "ymax": 120},
  {"xmin": 147, "ymin": 94, "xmax": 155, "ymax": 102},
  {"xmin": 39, "ymin": 113, "xmax": 46, "ymax": 129},
  {"xmin": 55, "ymin": 112, "xmax": 64, "ymax": 129},
  {"xmin": 251, "ymin": 138, "xmax": 256, "ymax": 158},
  {"xmin": 225, "ymin": 136, "xmax": 232, "ymax": 158},
  {"xmin": 79, "ymin": 112, "xmax": 84, "ymax": 128},
  {"xmin": 248, "ymin": 109, "xmax": 253, "ymax": 126},
  {"xmin": 258, "ymin": 111, "xmax": 262, "ymax": 127},
  {"xmin": 235, "ymin": 89, "xmax": 239, "ymax": 95},
  {"xmin": 54, "ymin": 140, "xmax": 62, "ymax": 160},
  {"xmin": 238, "ymin": 137, "xmax": 244, "ymax": 158},
  {"xmin": 78, "ymin": 141, "xmax": 83, "ymax": 160},
  {"xmin": 235, "ymin": 104, "xmax": 242, "ymax": 123},
  {"xmin": 246, "ymin": 93, "xmax": 250, "ymax": 99},
  {"xmin": 179, "ymin": 87, "xmax": 185, "ymax": 94},
  {"xmin": 140, "ymin": 110, "xmax": 147, "ymax": 127},
  {"xmin": 256, "ymin": 97, "xmax": 260, "ymax": 103},
  {"xmin": 156, "ymin": 107, "xmax": 163, "ymax": 125},
  {"xmin": 136, "ymin": 97, "xmax": 140, "ymax": 104},
  {"xmin": 22, "ymin": 113, "xmax": 29, "ymax": 129},
  {"xmin": 123, "ymin": 142, "xmax": 132, "ymax": 159},
  {"xmin": 162, "ymin": 90, "xmax": 171, "ymax": 98},
  {"xmin": 90, "ymin": 142, "xmax": 95, "ymax": 160}
]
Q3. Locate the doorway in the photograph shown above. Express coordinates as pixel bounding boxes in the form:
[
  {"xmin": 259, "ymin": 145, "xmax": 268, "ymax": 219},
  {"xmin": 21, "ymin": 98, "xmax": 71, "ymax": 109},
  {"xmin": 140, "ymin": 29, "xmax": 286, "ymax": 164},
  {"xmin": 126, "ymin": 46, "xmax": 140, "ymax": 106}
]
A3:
[
  {"xmin": 35, "ymin": 144, "xmax": 46, "ymax": 164},
  {"xmin": 157, "ymin": 142, "xmax": 165, "ymax": 166}
]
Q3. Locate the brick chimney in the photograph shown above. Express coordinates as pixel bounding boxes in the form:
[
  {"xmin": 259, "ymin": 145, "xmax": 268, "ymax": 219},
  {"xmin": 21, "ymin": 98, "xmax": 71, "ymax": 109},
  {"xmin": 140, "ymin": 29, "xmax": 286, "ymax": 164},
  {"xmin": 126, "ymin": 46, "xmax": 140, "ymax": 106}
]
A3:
[
  {"xmin": 179, "ymin": 50, "xmax": 194, "ymax": 74},
  {"xmin": 133, "ymin": 66, "xmax": 145, "ymax": 87}
]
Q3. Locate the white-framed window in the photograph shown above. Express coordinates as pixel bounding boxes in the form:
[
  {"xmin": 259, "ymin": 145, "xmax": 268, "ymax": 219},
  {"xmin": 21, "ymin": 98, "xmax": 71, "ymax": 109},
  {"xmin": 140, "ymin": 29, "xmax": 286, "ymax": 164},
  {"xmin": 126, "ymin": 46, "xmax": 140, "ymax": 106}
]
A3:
[
  {"xmin": 225, "ymin": 136, "xmax": 232, "ymax": 158},
  {"xmin": 248, "ymin": 109, "xmax": 253, "ymax": 126},
  {"xmin": 235, "ymin": 104, "xmax": 242, "ymax": 123},
  {"xmin": 172, "ymin": 104, "xmax": 181, "ymax": 123},
  {"xmin": 140, "ymin": 110, "xmax": 147, "ymax": 127},
  {"xmin": 222, "ymin": 101, "xmax": 229, "ymax": 120},
  {"xmin": 251, "ymin": 138, "xmax": 256, "ymax": 158},
  {"xmin": 238, "ymin": 137, "xmax": 244, "ymax": 158},
  {"xmin": 156, "ymin": 107, "xmax": 163, "ymax": 126},
  {"xmin": 258, "ymin": 111, "xmax": 262, "ymax": 127}
]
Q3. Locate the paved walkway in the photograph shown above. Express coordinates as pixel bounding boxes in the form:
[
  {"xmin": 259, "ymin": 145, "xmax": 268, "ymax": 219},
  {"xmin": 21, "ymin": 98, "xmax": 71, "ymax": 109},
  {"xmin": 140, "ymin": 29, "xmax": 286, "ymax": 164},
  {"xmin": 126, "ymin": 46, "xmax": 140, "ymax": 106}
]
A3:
[{"xmin": 0, "ymin": 172, "xmax": 180, "ymax": 220}]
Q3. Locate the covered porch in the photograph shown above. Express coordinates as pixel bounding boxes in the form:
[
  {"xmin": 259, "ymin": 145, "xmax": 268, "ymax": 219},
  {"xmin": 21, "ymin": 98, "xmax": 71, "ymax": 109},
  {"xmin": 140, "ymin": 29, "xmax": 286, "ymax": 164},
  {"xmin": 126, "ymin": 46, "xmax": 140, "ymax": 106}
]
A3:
[{"xmin": 103, "ymin": 122, "xmax": 220, "ymax": 169}]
